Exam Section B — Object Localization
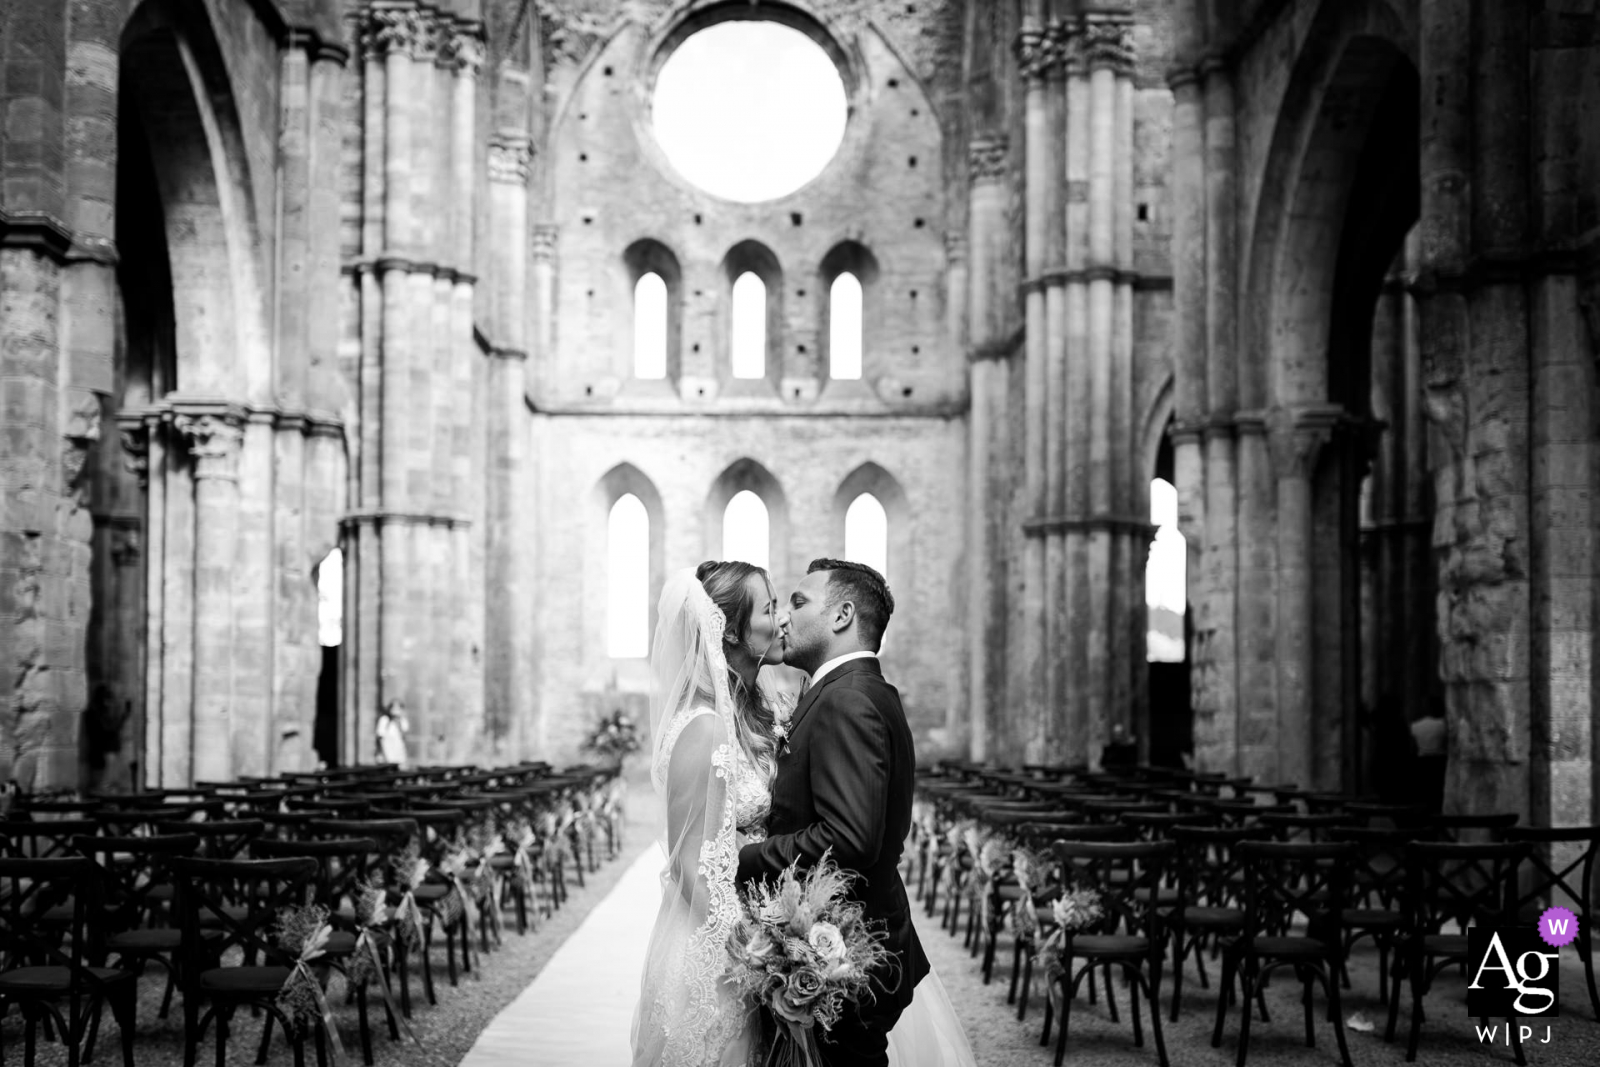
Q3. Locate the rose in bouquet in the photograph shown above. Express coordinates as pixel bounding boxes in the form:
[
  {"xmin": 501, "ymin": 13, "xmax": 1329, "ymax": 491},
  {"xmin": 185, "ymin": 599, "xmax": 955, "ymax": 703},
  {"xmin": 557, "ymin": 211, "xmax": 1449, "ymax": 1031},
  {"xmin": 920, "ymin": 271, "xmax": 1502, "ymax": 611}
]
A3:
[{"xmin": 725, "ymin": 850, "xmax": 894, "ymax": 1067}]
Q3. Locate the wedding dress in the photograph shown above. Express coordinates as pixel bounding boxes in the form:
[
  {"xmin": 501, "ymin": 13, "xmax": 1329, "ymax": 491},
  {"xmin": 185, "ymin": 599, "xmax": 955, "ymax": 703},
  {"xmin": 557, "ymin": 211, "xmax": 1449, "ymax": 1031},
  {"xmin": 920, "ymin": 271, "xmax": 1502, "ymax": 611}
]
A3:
[{"xmin": 631, "ymin": 569, "xmax": 976, "ymax": 1067}]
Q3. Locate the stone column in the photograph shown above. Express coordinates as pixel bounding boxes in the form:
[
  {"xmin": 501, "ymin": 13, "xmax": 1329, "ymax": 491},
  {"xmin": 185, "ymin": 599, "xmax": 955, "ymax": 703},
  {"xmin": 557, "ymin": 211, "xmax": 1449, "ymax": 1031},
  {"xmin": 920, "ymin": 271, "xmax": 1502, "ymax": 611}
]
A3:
[
  {"xmin": 1016, "ymin": 15, "xmax": 1056, "ymax": 760},
  {"xmin": 1269, "ymin": 409, "xmax": 1336, "ymax": 788},
  {"xmin": 174, "ymin": 411, "xmax": 244, "ymax": 783},
  {"xmin": 1062, "ymin": 25, "xmax": 1092, "ymax": 764},
  {"xmin": 531, "ymin": 225, "xmax": 559, "ymax": 396},
  {"xmin": 1529, "ymin": 1, "xmax": 1595, "ymax": 846},
  {"xmin": 485, "ymin": 132, "xmax": 533, "ymax": 753},
  {"xmin": 966, "ymin": 136, "xmax": 1010, "ymax": 760},
  {"xmin": 1042, "ymin": 19, "xmax": 1069, "ymax": 759}
]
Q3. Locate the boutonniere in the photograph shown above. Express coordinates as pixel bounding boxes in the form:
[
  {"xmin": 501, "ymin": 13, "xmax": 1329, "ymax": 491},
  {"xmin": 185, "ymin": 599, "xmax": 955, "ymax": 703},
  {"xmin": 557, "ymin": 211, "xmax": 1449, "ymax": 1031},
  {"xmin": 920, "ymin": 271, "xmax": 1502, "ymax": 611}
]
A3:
[{"xmin": 774, "ymin": 712, "xmax": 793, "ymax": 757}]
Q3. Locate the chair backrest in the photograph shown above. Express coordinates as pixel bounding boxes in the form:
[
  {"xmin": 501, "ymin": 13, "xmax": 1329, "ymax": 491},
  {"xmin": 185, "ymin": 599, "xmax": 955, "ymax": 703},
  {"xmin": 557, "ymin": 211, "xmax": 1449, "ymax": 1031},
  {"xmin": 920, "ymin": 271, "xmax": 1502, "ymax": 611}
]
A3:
[
  {"xmin": 1050, "ymin": 840, "xmax": 1177, "ymax": 945},
  {"xmin": 1404, "ymin": 841, "xmax": 1528, "ymax": 935},
  {"xmin": 0, "ymin": 818, "xmax": 101, "ymax": 858},
  {"xmin": 1326, "ymin": 826, "xmax": 1410, "ymax": 909},
  {"xmin": 1169, "ymin": 824, "xmax": 1269, "ymax": 908},
  {"xmin": 160, "ymin": 818, "xmax": 264, "ymax": 859},
  {"xmin": 0, "ymin": 856, "xmax": 109, "ymax": 987},
  {"xmin": 250, "ymin": 837, "xmax": 383, "ymax": 917},
  {"xmin": 1119, "ymin": 811, "xmax": 1219, "ymax": 840},
  {"xmin": 169, "ymin": 856, "xmax": 320, "ymax": 974},
  {"xmin": 1422, "ymin": 812, "xmax": 1519, "ymax": 843},
  {"xmin": 1256, "ymin": 811, "xmax": 1352, "ymax": 841},
  {"xmin": 1237, "ymin": 840, "xmax": 1357, "ymax": 941},
  {"xmin": 73, "ymin": 832, "xmax": 201, "ymax": 927},
  {"xmin": 1504, "ymin": 825, "xmax": 1600, "ymax": 918}
]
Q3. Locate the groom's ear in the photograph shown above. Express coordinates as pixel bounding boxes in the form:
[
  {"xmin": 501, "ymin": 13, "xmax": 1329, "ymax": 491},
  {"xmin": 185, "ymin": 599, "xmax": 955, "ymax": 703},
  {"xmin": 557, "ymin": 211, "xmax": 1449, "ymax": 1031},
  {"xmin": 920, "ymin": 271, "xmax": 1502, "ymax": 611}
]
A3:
[{"xmin": 830, "ymin": 598, "xmax": 855, "ymax": 634}]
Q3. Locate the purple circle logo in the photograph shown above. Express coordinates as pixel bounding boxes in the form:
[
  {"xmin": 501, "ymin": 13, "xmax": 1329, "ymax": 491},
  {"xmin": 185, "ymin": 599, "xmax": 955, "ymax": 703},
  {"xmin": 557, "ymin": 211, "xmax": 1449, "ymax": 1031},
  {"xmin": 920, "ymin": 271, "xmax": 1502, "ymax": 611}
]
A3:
[{"xmin": 1539, "ymin": 905, "xmax": 1579, "ymax": 948}]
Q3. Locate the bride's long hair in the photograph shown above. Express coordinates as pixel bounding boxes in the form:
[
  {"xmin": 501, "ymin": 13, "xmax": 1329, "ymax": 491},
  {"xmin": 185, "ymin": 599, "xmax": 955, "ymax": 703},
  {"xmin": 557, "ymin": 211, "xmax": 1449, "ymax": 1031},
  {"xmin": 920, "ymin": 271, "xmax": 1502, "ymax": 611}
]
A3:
[{"xmin": 693, "ymin": 560, "xmax": 780, "ymax": 773}]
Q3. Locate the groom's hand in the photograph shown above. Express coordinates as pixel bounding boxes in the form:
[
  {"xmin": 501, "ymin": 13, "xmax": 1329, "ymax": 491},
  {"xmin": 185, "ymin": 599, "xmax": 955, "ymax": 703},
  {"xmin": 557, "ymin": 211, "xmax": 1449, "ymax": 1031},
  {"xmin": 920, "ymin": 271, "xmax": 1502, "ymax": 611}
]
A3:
[{"xmin": 736, "ymin": 688, "xmax": 889, "ymax": 883}]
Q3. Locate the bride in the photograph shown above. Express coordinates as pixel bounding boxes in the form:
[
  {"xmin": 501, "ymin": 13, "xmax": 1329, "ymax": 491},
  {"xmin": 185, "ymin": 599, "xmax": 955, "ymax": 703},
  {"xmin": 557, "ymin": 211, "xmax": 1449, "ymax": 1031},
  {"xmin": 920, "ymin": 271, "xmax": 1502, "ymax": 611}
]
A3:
[{"xmin": 630, "ymin": 562, "xmax": 976, "ymax": 1067}]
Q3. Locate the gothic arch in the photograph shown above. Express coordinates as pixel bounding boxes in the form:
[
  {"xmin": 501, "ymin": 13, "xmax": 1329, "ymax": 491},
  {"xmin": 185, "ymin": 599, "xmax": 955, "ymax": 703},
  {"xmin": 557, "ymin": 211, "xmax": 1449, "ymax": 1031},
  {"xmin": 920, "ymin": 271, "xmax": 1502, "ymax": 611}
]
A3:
[
  {"xmin": 623, "ymin": 238, "xmax": 684, "ymax": 380},
  {"xmin": 1140, "ymin": 373, "xmax": 1176, "ymax": 486},
  {"xmin": 1241, "ymin": 0, "xmax": 1416, "ymax": 410},
  {"xmin": 719, "ymin": 241, "xmax": 785, "ymax": 387},
  {"xmin": 121, "ymin": 0, "xmax": 271, "ymax": 399},
  {"xmin": 704, "ymin": 459, "xmax": 790, "ymax": 575},
  {"xmin": 818, "ymin": 240, "xmax": 881, "ymax": 379},
  {"xmin": 831, "ymin": 461, "xmax": 911, "ymax": 590},
  {"xmin": 591, "ymin": 463, "xmax": 667, "ymax": 650}
]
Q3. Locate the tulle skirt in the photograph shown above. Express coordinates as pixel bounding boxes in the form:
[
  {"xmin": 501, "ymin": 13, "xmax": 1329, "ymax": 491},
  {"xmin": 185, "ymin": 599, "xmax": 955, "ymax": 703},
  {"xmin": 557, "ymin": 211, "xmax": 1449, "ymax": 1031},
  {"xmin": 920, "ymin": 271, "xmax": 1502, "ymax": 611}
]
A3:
[{"xmin": 886, "ymin": 965, "xmax": 978, "ymax": 1067}]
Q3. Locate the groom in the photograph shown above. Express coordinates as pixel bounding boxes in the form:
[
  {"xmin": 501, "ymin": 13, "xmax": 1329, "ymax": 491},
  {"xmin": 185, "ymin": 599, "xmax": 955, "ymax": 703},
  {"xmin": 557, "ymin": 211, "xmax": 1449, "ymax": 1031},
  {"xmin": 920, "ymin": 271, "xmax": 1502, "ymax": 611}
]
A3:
[{"xmin": 736, "ymin": 559, "xmax": 929, "ymax": 1067}]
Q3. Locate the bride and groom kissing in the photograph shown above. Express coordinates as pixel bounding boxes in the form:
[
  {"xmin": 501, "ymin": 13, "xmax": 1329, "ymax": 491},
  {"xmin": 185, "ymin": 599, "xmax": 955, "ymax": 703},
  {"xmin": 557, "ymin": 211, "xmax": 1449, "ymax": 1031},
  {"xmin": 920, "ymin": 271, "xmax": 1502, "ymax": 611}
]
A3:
[{"xmin": 631, "ymin": 559, "xmax": 976, "ymax": 1067}]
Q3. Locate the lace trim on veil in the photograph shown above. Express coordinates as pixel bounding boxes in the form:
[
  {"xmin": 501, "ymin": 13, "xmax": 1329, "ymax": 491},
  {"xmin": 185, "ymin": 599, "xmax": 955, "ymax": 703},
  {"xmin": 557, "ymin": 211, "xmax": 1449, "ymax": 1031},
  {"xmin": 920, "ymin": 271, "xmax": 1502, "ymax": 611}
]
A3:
[{"xmin": 644, "ymin": 574, "xmax": 748, "ymax": 1066}]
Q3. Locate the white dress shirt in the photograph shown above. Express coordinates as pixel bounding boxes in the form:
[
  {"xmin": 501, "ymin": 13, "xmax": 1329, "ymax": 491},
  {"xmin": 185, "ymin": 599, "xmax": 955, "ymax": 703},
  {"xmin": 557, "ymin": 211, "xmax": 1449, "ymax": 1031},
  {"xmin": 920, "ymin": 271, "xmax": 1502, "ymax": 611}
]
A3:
[{"xmin": 807, "ymin": 650, "xmax": 878, "ymax": 690}]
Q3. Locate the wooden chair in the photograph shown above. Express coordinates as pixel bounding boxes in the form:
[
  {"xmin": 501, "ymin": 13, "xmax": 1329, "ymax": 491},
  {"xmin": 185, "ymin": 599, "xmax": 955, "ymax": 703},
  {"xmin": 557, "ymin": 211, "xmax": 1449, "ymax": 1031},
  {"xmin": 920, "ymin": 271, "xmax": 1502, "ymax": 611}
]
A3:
[
  {"xmin": 0, "ymin": 856, "xmax": 137, "ymax": 1067},
  {"xmin": 1505, "ymin": 825, "xmax": 1600, "ymax": 1020}
]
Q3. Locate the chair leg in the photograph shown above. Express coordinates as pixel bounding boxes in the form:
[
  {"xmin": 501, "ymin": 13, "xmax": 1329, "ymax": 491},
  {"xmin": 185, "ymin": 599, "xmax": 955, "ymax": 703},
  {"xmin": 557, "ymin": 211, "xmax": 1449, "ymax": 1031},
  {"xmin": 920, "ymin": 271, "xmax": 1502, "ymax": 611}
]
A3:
[
  {"xmin": 1130, "ymin": 966, "xmax": 1145, "ymax": 1048},
  {"xmin": 1300, "ymin": 966, "xmax": 1315, "ymax": 1047},
  {"xmin": 1054, "ymin": 967, "xmax": 1076, "ymax": 1067},
  {"xmin": 1383, "ymin": 947, "xmax": 1404, "ymax": 1042},
  {"xmin": 1404, "ymin": 955, "xmax": 1426, "ymax": 1062},
  {"xmin": 1017, "ymin": 950, "xmax": 1035, "ymax": 1021},
  {"xmin": 1170, "ymin": 934, "xmax": 1186, "ymax": 1022},
  {"xmin": 115, "ymin": 989, "xmax": 137, "ymax": 1067},
  {"xmin": 256, "ymin": 1010, "xmax": 275, "ymax": 1065},
  {"xmin": 1582, "ymin": 929, "xmax": 1600, "ymax": 1022},
  {"xmin": 1324, "ymin": 964, "xmax": 1354, "ymax": 1067},
  {"xmin": 1007, "ymin": 939, "xmax": 1023, "ymax": 1004},
  {"xmin": 1039, "ymin": 988, "xmax": 1053, "ymax": 1047},
  {"xmin": 1212, "ymin": 953, "xmax": 1234, "ymax": 1048},
  {"xmin": 1146, "ymin": 971, "xmax": 1171, "ymax": 1067},
  {"xmin": 357, "ymin": 984, "xmax": 374, "ymax": 1066},
  {"xmin": 1103, "ymin": 963, "xmax": 1119, "ymax": 1023},
  {"xmin": 215, "ymin": 1007, "xmax": 230, "ymax": 1067},
  {"xmin": 1234, "ymin": 968, "xmax": 1254, "ymax": 1067}
]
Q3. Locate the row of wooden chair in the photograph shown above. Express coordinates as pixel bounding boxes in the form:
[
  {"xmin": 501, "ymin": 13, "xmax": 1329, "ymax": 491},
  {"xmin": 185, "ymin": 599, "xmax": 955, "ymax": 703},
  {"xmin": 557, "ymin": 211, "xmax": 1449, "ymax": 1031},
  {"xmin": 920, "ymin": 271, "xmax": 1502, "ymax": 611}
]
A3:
[
  {"xmin": 908, "ymin": 760, "xmax": 1600, "ymax": 1067},
  {"xmin": 0, "ymin": 760, "xmax": 626, "ymax": 1067}
]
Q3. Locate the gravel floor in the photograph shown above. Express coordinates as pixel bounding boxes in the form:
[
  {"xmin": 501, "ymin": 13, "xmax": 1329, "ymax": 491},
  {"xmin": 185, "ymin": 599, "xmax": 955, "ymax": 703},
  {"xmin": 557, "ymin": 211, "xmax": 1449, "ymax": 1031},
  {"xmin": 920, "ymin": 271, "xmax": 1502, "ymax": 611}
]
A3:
[{"xmin": 0, "ymin": 774, "xmax": 662, "ymax": 1067}]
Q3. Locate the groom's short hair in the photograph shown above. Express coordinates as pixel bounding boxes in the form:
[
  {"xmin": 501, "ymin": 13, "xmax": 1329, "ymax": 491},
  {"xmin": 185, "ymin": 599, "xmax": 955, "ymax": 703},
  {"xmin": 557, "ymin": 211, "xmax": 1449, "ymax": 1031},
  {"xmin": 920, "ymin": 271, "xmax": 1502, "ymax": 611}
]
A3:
[{"xmin": 808, "ymin": 558, "xmax": 894, "ymax": 650}]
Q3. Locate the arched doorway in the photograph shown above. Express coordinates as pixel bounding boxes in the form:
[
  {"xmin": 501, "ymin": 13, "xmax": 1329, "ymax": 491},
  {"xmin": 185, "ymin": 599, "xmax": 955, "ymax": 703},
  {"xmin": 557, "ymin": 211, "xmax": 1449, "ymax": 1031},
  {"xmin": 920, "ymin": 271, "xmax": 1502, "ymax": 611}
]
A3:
[{"xmin": 1146, "ymin": 430, "xmax": 1191, "ymax": 768}]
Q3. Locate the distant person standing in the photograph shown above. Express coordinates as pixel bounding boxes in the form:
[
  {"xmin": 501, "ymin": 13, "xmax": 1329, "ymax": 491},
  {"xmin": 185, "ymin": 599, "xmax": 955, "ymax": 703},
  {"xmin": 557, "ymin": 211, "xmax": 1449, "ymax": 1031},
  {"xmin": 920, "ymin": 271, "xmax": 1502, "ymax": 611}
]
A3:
[
  {"xmin": 1410, "ymin": 700, "xmax": 1448, "ymax": 815},
  {"xmin": 376, "ymin": 698, "xmax": 410, "ymax": 768}
]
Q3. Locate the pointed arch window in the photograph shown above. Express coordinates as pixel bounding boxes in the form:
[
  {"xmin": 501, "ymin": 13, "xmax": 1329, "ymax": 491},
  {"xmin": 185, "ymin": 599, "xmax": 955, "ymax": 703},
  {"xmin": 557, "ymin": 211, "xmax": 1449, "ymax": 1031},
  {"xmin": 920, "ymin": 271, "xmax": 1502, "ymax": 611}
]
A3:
[
  {"xmin": 608, "ymin": 494, "xmax": 650, "ymax": 657},
  {"xmin": 844, "ymin": 493, "xmax": 888, "ymax": 581},
  {"xmin": 1146, "ymin": 477, "xmax": 1187, "ymax": 662},
  {"xmin": 723, "ymin": 490, "xmax": 770, "ymax": 569},
  {"xmin": 731, "ymin": 272, "xmax": 767, "ymax": 379},
  {"xmin": 315, "ymin": 547, "xmax": 343, "ymax": 647},
  {"xmin": 829, "ymin": 272, "xmax": 862, "ymax": 380},
  {"xmin": 633, "ymin": 272, "xmax": 668, "ymax": 379}
]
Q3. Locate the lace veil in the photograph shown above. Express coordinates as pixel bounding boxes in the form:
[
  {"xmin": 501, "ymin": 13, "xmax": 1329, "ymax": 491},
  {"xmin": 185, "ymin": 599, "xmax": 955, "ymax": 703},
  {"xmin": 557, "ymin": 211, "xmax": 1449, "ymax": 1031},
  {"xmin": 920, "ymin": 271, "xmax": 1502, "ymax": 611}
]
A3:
[{"xmin": 631, "ymin": 568, "xmax": 751, "ymax": 1066}]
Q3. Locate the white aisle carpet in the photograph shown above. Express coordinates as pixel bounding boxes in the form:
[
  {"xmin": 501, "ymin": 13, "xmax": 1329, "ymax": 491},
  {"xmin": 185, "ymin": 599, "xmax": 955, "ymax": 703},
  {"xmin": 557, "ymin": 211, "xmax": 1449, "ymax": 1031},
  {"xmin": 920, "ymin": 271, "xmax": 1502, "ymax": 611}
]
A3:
[{"xmin": 458, "ymin": 845, "xmax": 662, "ymax": 1067}]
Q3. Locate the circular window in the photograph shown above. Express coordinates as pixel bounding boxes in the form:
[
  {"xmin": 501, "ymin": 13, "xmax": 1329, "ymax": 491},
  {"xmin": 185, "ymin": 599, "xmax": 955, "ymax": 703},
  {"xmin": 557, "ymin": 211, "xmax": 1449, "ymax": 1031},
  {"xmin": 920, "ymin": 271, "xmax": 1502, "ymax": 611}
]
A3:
[{"xmin": 652, "ymin": 21, "xmax": 848, "ymax": 202}]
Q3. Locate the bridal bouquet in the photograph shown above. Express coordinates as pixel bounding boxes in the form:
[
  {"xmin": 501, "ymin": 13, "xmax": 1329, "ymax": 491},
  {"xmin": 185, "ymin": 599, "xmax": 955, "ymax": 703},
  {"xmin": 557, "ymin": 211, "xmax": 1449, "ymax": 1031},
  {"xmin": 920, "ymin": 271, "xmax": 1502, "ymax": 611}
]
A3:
[{"xmin": 726, "ymin": 851, "xmax": 893, "ymax": 1067}]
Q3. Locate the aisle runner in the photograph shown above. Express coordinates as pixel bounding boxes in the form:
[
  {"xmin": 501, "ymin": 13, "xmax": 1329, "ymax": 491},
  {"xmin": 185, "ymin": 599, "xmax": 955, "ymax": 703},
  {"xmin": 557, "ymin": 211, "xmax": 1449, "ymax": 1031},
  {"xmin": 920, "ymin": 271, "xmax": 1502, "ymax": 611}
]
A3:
[{"xmin": 459, "ymin": 845, "xmax": 662, "ymax": 1067}]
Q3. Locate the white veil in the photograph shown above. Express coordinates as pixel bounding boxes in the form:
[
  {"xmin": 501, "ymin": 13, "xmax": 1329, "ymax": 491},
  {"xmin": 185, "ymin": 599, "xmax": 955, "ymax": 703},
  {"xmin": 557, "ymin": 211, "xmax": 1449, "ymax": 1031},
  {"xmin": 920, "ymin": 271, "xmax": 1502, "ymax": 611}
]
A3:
[{"xmin": 631, "ymin": 569, "xmax": 752, "ymax": 1066}]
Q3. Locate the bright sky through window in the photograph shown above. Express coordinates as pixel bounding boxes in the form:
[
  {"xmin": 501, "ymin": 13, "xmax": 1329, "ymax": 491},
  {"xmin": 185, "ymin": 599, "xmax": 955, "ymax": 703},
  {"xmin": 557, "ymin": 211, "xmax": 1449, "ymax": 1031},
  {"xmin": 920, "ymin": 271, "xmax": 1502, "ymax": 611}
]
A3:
[
  {"xmin": 1147, "ymin": 478, "xmax": 1186, "ymax": 662},
  {"xmin": 731, "ymin": 272, "xmax": 766, "ymax": 378},
  {"xmin": 830, "ymin": 273, "xmax": 862, "ymax": 379},
  {"xmin": 608, "ymin": 494, "xmax": 650, "ymax": 657},
  {"xmin": 316, "ymin": 547, "xmax": 342, "ymax": 647},
  {"xmin": 845, "ymin": 494, "xmax": 888, "ymax": 580},
  {"xmin": 723, "ymin": 491, "xmax": 770, "ymax": 570},
  {"xmin": 634, "ymin": 272, "xmax": 667, "ymax": 378},
  {"xmin": 652, "ymin": 22, "xmax": 848, "ymax": 202}
]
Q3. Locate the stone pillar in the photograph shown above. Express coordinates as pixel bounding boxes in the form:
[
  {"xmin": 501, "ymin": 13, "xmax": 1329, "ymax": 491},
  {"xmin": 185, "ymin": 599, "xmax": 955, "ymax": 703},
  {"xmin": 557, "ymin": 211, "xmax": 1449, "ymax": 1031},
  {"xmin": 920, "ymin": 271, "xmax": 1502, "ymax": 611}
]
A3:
[
  {"xmin": 966, "ymin": 136, "xmax": 1010, "ymax": 760},
  {"xmin": 174, "ymin": 411, "xmax": 244, "ymax": 783},
  {"xmin": 343, "ymin": 3, "xmax": 484, "ymax": 766},
  {"xmin": 1062, "ymin": 26, "xmax": 1092, "ymax": 764},
  {"xmin": 1270, "ymin": 409, "xmax": 1336, "ymax": 788},
  {"xmin": 531, "ymin": 225, "xmax": 559, "ymax": 395},
  {"xmin": 1041, "ymin": 18, "xmax": 1069, "ymax": 760},
  {"xmin": 485, "ymin": 132, "xmax": 533, "ymax": 754},
  {"xmin": 1529, "ymin": 1, "xmax": 1596, "ymax": 848},
  {"xmin": 1015, "ymin": 14, "xmax": 1056, "ymax": 760}
]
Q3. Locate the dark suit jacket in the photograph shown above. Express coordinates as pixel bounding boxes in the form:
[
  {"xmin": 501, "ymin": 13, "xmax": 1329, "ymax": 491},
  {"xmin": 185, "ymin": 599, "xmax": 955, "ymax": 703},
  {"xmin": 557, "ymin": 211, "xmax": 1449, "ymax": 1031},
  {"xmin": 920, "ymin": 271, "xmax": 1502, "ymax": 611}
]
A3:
[{"xmin": 736, "ymin": 657, "xmax": 929, "ymax": 1018}]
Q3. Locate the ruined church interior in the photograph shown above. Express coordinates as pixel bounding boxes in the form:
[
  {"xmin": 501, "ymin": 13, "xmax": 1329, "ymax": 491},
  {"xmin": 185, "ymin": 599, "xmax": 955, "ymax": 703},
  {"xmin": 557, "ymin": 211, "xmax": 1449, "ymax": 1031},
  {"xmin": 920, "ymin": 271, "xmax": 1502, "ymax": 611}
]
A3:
[{"xmin": 3, "ymin": 0, "xmax": 1600, "ymax": 1063}]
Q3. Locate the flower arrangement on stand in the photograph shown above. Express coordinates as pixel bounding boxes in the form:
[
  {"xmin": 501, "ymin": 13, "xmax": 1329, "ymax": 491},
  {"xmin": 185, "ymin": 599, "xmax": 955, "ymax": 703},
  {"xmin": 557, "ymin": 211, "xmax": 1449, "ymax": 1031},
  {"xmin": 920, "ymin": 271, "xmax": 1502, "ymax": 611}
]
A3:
[
  {"xmin": 725, "ymin": 851, "xmax": 893, "ymax": 1067},
  {"xmin": 581, "ymin": 708, "xmax": 642, "ymax": 766}
]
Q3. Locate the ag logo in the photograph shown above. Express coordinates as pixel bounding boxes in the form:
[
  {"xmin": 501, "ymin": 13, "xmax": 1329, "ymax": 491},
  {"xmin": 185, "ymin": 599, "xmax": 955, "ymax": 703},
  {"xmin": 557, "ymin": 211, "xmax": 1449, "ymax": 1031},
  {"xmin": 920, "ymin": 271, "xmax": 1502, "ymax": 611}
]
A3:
[{"xmin": 1466, "ymin": 928, "xmax": 1560, "ymax": 1017}]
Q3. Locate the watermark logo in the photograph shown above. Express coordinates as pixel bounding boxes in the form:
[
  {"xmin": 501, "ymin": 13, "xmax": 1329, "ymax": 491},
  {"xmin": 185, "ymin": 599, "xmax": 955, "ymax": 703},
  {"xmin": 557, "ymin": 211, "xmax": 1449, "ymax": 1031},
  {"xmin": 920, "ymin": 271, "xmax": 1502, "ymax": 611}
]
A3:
[
  {"xmin": 1466, "ymin": 928, "xmax": 1560, "ymax": 1017},
  {"xmin": 1539, "ymin": 906, "xmax": 1579, "ymax": 949}
]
